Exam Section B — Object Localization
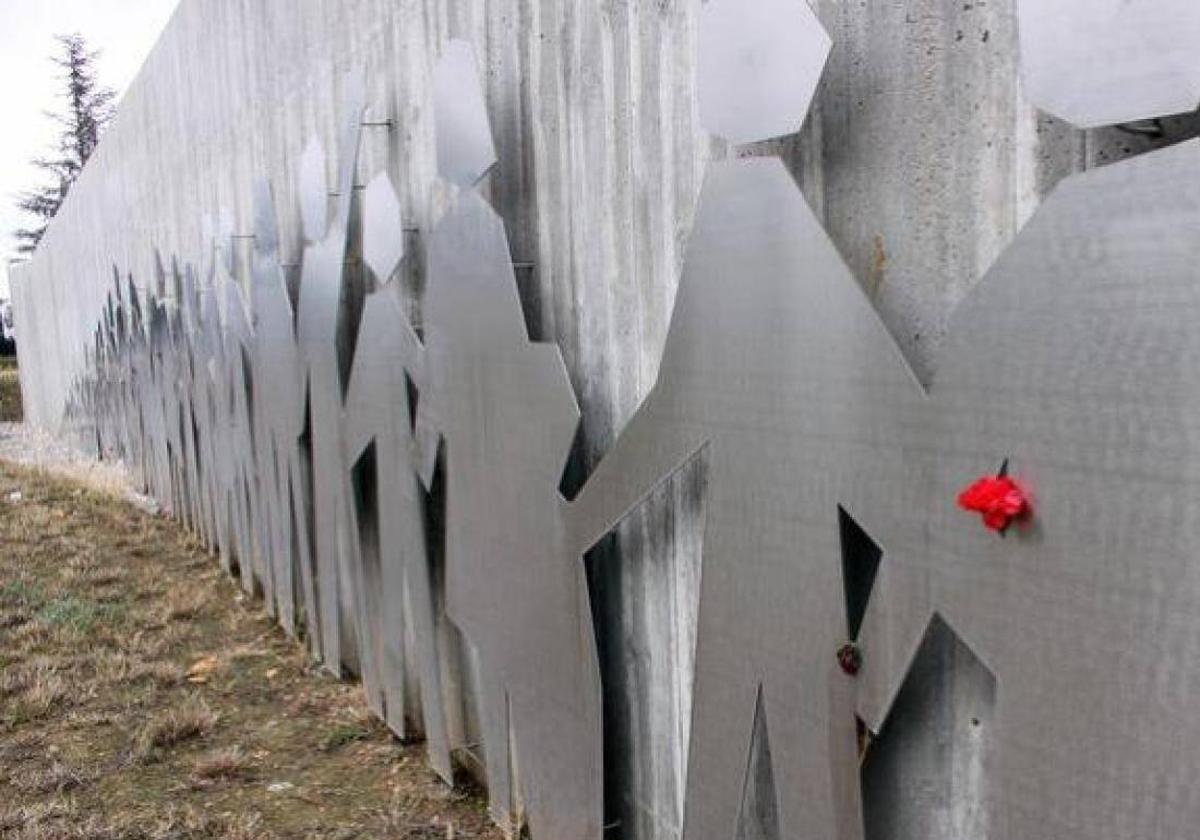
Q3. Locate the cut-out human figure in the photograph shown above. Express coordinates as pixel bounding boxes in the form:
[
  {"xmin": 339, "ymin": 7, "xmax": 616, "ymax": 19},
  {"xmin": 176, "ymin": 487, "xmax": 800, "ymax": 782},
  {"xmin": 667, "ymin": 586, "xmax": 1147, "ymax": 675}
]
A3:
[
  {"xmin": 101, "ymin": 284, "xmax": 123, "ymax": 460},
  {"xmin": 295, "ymin": 72, "xmax": 368, "ymax": 675},
  {"xmin": 125, "ymin": 274, "xmax": 164, "ymax": 502},
  {"xmin": 569, "ymin": 159, "xmax": 871, "ymax": 840},
  {"xmin": 140, "ymin": 283, "xmax": 172, "ymax": 506},
  {"xmin": 197, "ymin": 219, "xmax": 246, "ymax": 574},
  {"xmin": 415, "ymin": 39, "xmax": 602, "ymax": 840},
  {"xmin": 147, "ymin": 263, "xmax": 179, "ymax": 512},
  {"xmin": 150, "ymin": 268, "xmax": 181, "ymax": 505},
  {"xmin": 111, "ymin": 272, "xmax": 143, "ymax": 483},
  {"xmin": 219, "ymin": 275, "xmax": 260, "ymax": 591},
  {"xmin": 190, "ymin": 268, "xmax": 225, "ymax": 555},
  {"xmin": 195, "ymin": 280, "xmax": 228, "ymax": 565},
  {"xmin": 342, "ymin": 170, "xmax": 453, "ymax": 782},
  {"xmin": 173, "ymin": 266, "xmax": 206, "ymax": 539},
  {"xmin": 172, "ymin": 269, "xmax": 195, "ymax": 524},
  {"xmin": 93, "ymin": 298, "xmax": 114, "ymax": 450},
  {"xmin": 846, "ymin": 139, "xmax": 1200, "ymax": 840},
  {"xmin": 420, "ymin": 187, "xmax": 603, "ymax": 840},
  {"xmin": 568, "ymin": 3, "xmax": 871, "ymax": 839},
  {"xmin": 250, "ymin": 179, "xmax": 316, "ymax": 641},
  {"xmin": 98, "ymin": 277, "xmax": 130, "ymax": 466},
  {"xmin": 196, "ymin": 252, "xmax": 256, "ymax": 583}
]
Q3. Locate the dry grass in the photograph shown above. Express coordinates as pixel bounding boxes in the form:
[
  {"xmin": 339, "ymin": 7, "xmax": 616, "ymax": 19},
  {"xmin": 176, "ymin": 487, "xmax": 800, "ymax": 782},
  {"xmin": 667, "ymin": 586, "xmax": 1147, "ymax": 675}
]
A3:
[
  {"xmin": 0, "ymin": 461, "xmax": 500, "ymax": 839},
  {"xmin": 0, "ymin": 733, "xmax": 46, "ymax": 764},
  {"xmin": 134, "ymin": 696, "xmax": 218, "ymax": 760},
  {"xmin": 0, "ymin": 367, "xmax": 21, "ymax": 421},
  {"xmin": 94, "ymin": 651, "xmax": 183, "ymax": 689},
  {"xmin": 191, "ymin": 746, "xmax": 255, "ymax": 784},
  {"xmin": 159, "ymin": 587, "xmax": 207, "ymax": 622},
  {"xmin": 10, "ymin": 762, "xmax": 93, "ymax": 795},
  {"xmin": 0, "ymin": 800, "xmax": 268, "ymax": 840},
  {"xmin": 2, "ymin": 662, "xmax": 70, "ymax": 726}
]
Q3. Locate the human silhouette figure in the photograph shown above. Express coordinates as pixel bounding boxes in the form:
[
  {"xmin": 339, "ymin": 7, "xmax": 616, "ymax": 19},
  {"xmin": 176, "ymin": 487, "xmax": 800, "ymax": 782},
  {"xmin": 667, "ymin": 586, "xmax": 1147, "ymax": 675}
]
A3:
[
  {"xmin": 250, "ymin": 179, "xmax": 317, "ymax": 641},
  {"xmin": 570, "ymin": 156, "xmax": 871, "ymax": 840},
  {"xmin": 217, "ymin": 274, "xmax": 260, "ymax": 593},
  {"xmin": 294, "ymin": 74, "xmax": 367, "ymax": 675},
  {"xmin": 194, "ymin": 280, "xmax": 227, "ymax": 565},
  {"xmin": 413, "ymin": 39, "xmax": 602, "ymax": 840},
  {"xmin": 418, "ymin": 187, "xmax": 602, "ymax": 840},
  {"xmin": 342, "ymin": 171, "xmax": 452, "ymax": 779},
  {"xmin": 140, "ymin": 282, "xmax": 172, "ymax": 505},
  {"xmin": 567, "ymin": 3, "xmax": 867, "ymax": 838},
  {"xmin": 849, "ymin": 141, "xmax": 1200, "ymax": 840},
  {"xmin": 172, "ymin": 266, "xmax": 206, "ymax": 538}
]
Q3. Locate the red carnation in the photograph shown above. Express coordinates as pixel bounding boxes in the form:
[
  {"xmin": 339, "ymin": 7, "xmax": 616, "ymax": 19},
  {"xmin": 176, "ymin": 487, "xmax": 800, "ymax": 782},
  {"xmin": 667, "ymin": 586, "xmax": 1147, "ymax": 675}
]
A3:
[{"xmin": 957, "ymin": 475, "xmax": 1029, "ymax": 532}]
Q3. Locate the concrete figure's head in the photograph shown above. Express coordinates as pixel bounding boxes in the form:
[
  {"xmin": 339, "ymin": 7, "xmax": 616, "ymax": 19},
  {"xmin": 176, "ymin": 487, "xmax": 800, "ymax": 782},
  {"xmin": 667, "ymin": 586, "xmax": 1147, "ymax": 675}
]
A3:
[
  {"xmin": 201, "ymin": 207, "xmax": 236, "ymax": 282},
  {"xmin": 361, "ymin": 171, "xmax": 405, "ymax": 286},
  {"xmin": 698, "ymin": 0, "xmax": 830, "ymax": 146},
  {"xmin": 433, "ymin": 39, "xmax": 497, "ymax": 188},
  {"xmin": 299, "ymin": 137, "xmax": 329, "ymax": 245},
  {"xmin": 126, "ymin": 274, "xmax": 143, "ymax": 339},
  {"xmin": 1018, "ymin": 0, "xmax": 1200, "ymax": 128},
  {"xmin": 426, "ymin": 37, "xmax": 522, "ymax": 347},
  {"xmin": 221, "ymin": 269, "xmax": 250, "ymax": 344},
  {"xmin": 299, "ymin": 69, "xmax": 367, "ymax": 245},
  {"xmin": 251, "ymin": 178, "xmax": 280, "ymax": 270}
]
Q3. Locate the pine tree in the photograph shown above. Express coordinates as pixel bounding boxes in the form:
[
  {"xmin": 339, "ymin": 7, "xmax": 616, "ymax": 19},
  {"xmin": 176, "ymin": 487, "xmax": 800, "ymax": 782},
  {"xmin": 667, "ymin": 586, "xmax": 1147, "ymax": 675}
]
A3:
[{"xmin": 14, "ymin": 34, "xmax": 116, "ymax": 255}]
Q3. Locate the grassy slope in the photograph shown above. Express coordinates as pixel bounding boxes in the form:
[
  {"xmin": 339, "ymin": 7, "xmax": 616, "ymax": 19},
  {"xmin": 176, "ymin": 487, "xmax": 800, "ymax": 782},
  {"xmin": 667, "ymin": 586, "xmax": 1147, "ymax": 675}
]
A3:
[{"xmin": 0, "ymin": 462, "xmax": 499, "ymax": 839}]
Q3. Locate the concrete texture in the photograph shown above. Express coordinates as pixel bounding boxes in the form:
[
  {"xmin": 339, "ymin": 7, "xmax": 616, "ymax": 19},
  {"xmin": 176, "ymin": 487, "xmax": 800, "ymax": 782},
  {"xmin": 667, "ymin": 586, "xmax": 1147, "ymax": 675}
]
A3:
[
  {"xmin": 861, "ymin": 616, "xmax": 996, "ymax": 840},
  {"xmin": 11, "ymin": 1, "xmax": 1200, "ymax": 839}
]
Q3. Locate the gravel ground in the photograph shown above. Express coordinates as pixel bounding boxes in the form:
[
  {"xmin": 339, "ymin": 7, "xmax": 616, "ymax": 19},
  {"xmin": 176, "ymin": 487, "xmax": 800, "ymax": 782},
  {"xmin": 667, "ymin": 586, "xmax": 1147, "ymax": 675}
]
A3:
[{"xmin": 0, "ymin": 422, "xmax": 157, "ymax": 513}]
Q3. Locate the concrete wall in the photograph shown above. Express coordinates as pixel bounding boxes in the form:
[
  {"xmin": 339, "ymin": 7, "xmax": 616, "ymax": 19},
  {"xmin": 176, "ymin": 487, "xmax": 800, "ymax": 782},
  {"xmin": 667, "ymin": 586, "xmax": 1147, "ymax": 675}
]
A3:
[{"xmin": 12, "ymin": 1, "xmax": 1200, "ymax": 838}]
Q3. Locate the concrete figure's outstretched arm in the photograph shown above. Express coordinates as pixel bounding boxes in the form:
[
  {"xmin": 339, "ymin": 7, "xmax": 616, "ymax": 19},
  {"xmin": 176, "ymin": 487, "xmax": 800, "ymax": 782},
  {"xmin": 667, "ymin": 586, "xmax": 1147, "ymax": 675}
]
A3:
[{"xmin": 566, "ymin": 394, "xmax": 708, "ymax": 557}]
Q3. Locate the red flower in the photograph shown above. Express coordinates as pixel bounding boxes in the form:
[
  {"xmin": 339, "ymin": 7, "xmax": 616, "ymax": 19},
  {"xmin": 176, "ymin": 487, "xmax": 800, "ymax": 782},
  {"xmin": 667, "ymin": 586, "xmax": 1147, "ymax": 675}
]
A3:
[{"xmin": 957, "ymin": 475, "xmax": 1029, "ymax": 532}]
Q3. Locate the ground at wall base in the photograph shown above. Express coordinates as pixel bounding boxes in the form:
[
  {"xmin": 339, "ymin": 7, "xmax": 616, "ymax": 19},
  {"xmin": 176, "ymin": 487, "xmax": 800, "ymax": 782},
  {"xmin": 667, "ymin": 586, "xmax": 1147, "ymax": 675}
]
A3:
[
  {"xmin": 0, "ymin": 460, "xmax": 502, "ymax": 840},
  {"xmin": 0, "ymin": 357, "xmax": 21, "ymax": 422}
]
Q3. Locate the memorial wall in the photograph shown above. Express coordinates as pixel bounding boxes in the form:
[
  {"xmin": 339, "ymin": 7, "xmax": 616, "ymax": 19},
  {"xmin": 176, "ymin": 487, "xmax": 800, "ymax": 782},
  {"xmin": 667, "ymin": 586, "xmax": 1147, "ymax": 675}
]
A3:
[{"xmin": 12, "ymin": 1, "xmax": 1200, "ymax": 838}]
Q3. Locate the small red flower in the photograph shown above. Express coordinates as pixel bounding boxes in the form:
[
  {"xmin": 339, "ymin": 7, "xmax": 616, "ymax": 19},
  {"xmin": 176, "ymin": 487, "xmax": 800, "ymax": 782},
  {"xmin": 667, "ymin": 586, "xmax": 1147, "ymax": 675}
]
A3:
[{"xmin": 957, "ymin": 474, "xmax": 1030, "ymax": 532}]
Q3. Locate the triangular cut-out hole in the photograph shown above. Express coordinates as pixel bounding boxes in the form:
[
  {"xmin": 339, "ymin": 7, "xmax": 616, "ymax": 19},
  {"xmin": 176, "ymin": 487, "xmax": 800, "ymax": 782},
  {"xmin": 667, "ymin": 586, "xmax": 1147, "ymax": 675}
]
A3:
[
  {"xmin": 861, "ymin": 613, "xmax": 996, "ymax": 840},
  {"xmin": 838, "ymin": 506, "xmax": 882, "ymax": 641},
  {"xmin": 404, "ymin": 371, "xmax": 419, "ymax": 433},
  {"xmin": 557, "ymin": 422, "xmax": 588, "ymax": 500},
  {"xmin": 735, "ymin": 685, "xmax": 780, "ymax": 840}
]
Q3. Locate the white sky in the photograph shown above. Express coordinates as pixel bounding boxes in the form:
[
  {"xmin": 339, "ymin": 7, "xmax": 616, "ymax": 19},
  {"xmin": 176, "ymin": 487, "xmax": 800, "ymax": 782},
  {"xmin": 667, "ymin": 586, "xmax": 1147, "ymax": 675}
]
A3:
[{"xmin": 0, "ymin": 0, "xmax": 180, "ymax": 285}]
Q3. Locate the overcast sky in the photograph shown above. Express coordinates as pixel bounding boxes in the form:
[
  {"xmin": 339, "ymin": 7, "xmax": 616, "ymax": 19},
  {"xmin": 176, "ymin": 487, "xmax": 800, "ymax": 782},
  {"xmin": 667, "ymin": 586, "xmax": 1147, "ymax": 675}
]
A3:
[{"xmin": 1, "ymin": 0, "xmax": 180, "ymax": 289}]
